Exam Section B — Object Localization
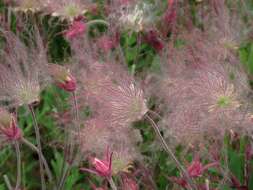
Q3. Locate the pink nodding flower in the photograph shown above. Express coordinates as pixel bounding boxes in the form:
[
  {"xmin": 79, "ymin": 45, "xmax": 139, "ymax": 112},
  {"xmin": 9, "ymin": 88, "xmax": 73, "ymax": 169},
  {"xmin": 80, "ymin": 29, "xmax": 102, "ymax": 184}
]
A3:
[
  {"xmin": 187, "ymin": 156, "xmax": 219, "ymax": 178},
  {"xmin": 0, "ymin": 110, "xmax": 22, "ymax": 141},
  {"xmin": 65, "ymin": 21, "xmax": 86, "ymax": 39},
  {"xmin": 81, "ymin": 147, "xmax": 113, "ymax": 178},
  {"xmin": 48, "ymin": 64, "xmax": 77, "ymax": 92},
  {"xmin": 170, "ymin": 157, "xmax": 219, "ymax": 188},
  {"xmin": 57, "ymin": 75, "xmax": 77, "ymax": 92}
]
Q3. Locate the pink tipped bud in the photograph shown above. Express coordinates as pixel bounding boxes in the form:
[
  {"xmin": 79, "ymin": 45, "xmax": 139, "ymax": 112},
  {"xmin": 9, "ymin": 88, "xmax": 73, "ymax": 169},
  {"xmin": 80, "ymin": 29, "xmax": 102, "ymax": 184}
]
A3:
[
  {"xmin": 65, "ymin": 21, "xmax": 86, "ymax": 39},
  {"xmin": 81, "ymin": 147, "xmax": 113, "ymax": 178},
  {"xmin": 91, "ymin": 157, "xmax": 112, "ymax": 178},
  {"xmin": 48, "ymin": 64, "xmax": 76, "ymax": 92},
  {"xmin": 0, "ymin": 109, "xmax": 22, "ymax": 141}
]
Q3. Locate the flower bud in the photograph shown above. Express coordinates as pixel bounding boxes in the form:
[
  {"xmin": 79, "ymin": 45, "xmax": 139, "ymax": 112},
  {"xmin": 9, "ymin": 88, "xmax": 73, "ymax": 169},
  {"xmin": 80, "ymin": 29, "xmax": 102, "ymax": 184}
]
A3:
[
  {"xmin": 80, "ymin": 147, "xmax": 113, "ymax": 178},
  {"xmin": 0, "ymin": 109, "xmax": 22, "ymax": 140},
  {"xmin": 48, "ymin": 64, "xmax": 76, "ymax": 92}
]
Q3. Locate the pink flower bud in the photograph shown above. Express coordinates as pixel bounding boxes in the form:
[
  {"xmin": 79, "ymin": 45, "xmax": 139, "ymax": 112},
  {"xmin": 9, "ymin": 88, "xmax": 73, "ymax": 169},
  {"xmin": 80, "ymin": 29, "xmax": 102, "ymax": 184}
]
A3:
[
  {"xmin": 57, "ymin": 75, "xmax": 77, "ymax": 92},
  {"xmin": 48, "ymin": 64, "xmax": 77, "ymax": 92},
  {"xmin": 81, "ymin": 147, "xmax": 113, "ymax": 178},
  {"xmin": 0, "ymin": 109, "xmax": 22, "ymax": 141},
  {"xmin": 65, "ymin": 21, "xmax": 86, "ymax": 39}
]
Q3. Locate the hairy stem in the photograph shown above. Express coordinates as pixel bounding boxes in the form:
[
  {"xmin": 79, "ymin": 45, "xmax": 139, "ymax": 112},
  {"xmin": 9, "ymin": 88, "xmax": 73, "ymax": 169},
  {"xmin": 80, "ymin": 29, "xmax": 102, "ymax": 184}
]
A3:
[
  {"xmin": 108, "ymin": 177, "xmax": 117, "ymax": 190},
  {"xmin": 21, "ymin": 138, "xmax": 53, "ymax": 182},
  {"xmin": 145, "ymin": 114, "xmax": 197, "ymax": 190},
  {"xmin": 14, "ymin": 141, "xmax": 21, "ymax": 190},
  {"xmin": 29, "ymin": 105, "xmax": 46, "ymax": 190},
  {"xmin": 3, "ymin": 175, "xmax": 12, "ymax": 190}
]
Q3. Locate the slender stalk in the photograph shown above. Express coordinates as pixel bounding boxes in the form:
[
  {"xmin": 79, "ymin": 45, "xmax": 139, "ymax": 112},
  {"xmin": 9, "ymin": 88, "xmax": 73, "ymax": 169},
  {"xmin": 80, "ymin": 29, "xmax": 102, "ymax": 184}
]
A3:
[
  {"xmin": 21, "ymin": 138, "xmax": 53, "ymax": 181},
  {"xmin": 57, "ymin": 92, "xmax": 80, "ymax": 190},
  {"xmin": 3, "ymin": 175, "xmax": 12, "ymax": 190},
  {"xmin": 108, "ymin": 177, "xmax": 117, "ymax": 190},
  {"xmin": 145, "ymin": 114, "xmax": 197, "ymax": 190},
  {"xmin": 14, "ymin": 141, "xmax": 21, "ymax": 190},
  {"xmin": 28, "ymin": 105, "xmax": 46, "ymax": 190}
]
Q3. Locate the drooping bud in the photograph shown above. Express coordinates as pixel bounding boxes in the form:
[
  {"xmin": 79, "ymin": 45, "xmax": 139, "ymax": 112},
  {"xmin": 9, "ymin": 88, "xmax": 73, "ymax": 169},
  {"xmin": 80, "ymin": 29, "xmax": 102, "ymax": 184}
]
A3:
[
  {"xmin": 80, "ymin": 147, "xmax": 113, "ymax": 178},
  {"xmin": 48, "ymin": 64, "xmax": 76, "ymax": 92},
  {"xmin": 0, "ymin": 109, "xmax": 22, "ymax": 141}
]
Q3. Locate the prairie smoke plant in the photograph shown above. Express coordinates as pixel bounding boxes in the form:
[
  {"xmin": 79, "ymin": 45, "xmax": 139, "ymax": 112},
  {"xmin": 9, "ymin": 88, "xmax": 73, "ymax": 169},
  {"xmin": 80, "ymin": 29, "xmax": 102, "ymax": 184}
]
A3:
[
  {"xmin": 0, "ymin": 30, "xmax": 48, "ymax": 108},
  {"xmin": 191, "ymin": 65, "xmax": 244, "ymax": 115},
  {"xmin": 0, "ymin": 108, "xmax": 21, "ymax": 189},
  {"xmin": 0, "ymin": 30, "xmax": 50, "ymax": 189}
]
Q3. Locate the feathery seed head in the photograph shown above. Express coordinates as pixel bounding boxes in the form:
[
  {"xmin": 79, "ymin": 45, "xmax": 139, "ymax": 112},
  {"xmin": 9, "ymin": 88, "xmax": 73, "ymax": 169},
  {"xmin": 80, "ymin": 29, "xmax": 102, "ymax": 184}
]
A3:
[
  {"xmin": 117, "ymin": 2, "xmax": 157, "ymax": 32},
  {"xmin": 45, "ymin": 0, "xmax": 91, "ymax": 21},
  {"xmin": 104, "ymin": 82, "xmax": 148, "ymax": 125},
  {"xmin": 192, "ymin": 65, "xmax": 242, "ymax": 114},
  {"xmin": 0, "ymin": 30, "xmax": 49, "ymax": 108}
]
